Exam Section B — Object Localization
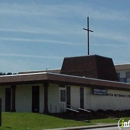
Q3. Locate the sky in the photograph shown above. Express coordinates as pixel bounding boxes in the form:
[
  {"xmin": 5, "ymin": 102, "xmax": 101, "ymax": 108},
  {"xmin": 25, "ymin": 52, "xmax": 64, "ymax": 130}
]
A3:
[{"xmin": 0, "ymin": 0, "xmax": 130, "ymax": 73}]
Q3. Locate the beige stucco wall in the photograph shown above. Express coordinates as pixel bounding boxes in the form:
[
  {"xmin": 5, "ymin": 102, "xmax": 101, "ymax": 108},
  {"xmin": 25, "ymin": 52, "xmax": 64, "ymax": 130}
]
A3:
[
  {"xmin": 16, "ymin": 84, "xmax": 44, "ymax": 113},
  {"xmin": 69, "ymin": 86, "xmax": 91, "ymax": 110},
  {"xmin": 107, "ymin": 89, "xmax": 130, "ymax": 110},
  {"xmin": 16, "ymin": 83, "xmax": 66, "ymax": 113},
  {"xmin": 85, "ymin": 87, "xmax": 91, "ymax": 110},
  {"xmin": 68, "ymin": 86, "xmax": 91, "ymax": 110},
  {"xmin": 90, "ymin": 94, "xmax": 115, "ymax": 110},
  {"xmin": 68, "ymin": 85, "xmax": 130, "ymax": 111},
  {"xmin": 39, "ymin": 85, "xmax": 44, "ymax": 113},
  {"xmin": 0, "ymin": 83, "xmax": 130, "ymax": 113},
  {"xmin": 116, "ymin": 70, "xmax": 130, "ymax": 83},
  {"xmin": 16, "ymin": 84, "xmax": 32, "ymax": 112},
  {"xmin": 88, "ymin": 88, "xmax": 130, "ymax": 111},
  {"xmin": 48, "ymin": 84, "xmax": 66, "ymax": 113},
  {"xmin": 117, "ymin": 70, "xmax": 126, "ymax": 78},
  {"xmin": 0, "ymin": 83, "xmax": 66, "ymax": 113},
  {"xmin": 70, "ymin": 86, "xmax": 80, "ymax": 109}
]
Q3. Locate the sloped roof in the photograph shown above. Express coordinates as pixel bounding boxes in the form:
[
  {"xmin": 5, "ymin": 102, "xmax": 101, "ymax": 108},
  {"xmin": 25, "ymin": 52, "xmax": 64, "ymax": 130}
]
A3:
[
  {"xmin": 61, "ymin": 55, "xmax": 118, "ymax": 81},
  {"xmin": 115, "ymin": 64, "xmax": 130, "ymax": 71},
  {"xmin": 0, "ymin": 72, "xmax": 130, "ymax": 91}
]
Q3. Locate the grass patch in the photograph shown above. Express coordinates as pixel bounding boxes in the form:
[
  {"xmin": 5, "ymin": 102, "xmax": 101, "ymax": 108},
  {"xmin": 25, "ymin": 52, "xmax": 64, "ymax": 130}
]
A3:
[
  {"xmin": 91, "ymin": 118, "xmax": 119, "ymax": 124},
  {"xmin": 0, "ymin": 112, "xmax": 130, "ymax": 130},
  {"xmin": 0, "ymin": 112, "xmax": 93, "ymax": 130}
]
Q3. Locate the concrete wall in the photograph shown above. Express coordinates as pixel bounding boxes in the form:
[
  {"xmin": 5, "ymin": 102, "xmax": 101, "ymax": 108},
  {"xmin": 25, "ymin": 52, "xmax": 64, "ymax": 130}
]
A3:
[
  {"xmin": 16, "ymin": 84, "xmax": 44, "ymax": 112},
  {"xmin": 107, "ymin": 89, "xmax": 130, "ymax": 110},
  {"xmin": 87, "ymin": 88, "xmax": 130, "ymax": 111},
  {"xmin": 16, "ymin": 84, "xmax": 32, "ymax": 112},
  {"xmin": 116, "ymin": 70, "xmax": 130, "ymax": 83},
  {"xmin": 39, "ymin": 85, "xmax": 44, "ymax": 113},
  {"xmin": 1, "ymin": 83, "xmax": 130, "ymax": 113},
  {"xmin": 90, "ymin": 94, "xmax": 115, "ymax": 110},
  {"xmin": 70, "ymin": 86, "xmax": 80, "ymax": 109},
  {"xmin": 48, "ymin": 84, "xmax": 66, "ymax": 113},
  {"xmin": 68, "ymin": 85, "xmax": 130, "ymax": 111},
  {"xmin": 117, "ymin": 70, "xmax": 126, "ymax": 78},
  {"xmin": 85, "ymin": 87, "xmax": 92, "ymax": 110},
  {"xmin": 0, "ymin": 83, "xmax": 66, "ymax": 113}
]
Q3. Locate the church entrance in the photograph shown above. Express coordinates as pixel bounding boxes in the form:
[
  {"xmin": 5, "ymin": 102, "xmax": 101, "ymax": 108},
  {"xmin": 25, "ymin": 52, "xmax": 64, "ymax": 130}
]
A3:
[
  {"xmin": 66, "ymin": 86, "xmax": 71, "ymax": 108},
  {"xmin": 80, "ymin": 87, "xmax": 84, "ymax": 109},
  {"xmin": 32, "ymin": 86, "xmax": 39, "ymax": 113},
  {"xmin": 5, "ymin": 88, "xmax": 11, "ymax": 112}
]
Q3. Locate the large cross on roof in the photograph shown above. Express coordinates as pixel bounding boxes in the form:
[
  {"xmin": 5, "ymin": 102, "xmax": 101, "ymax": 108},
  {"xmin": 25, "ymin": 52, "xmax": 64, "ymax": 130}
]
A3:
[{"xmin": 83, "ymin": 17, "xmax": 93, "ymax": 55}]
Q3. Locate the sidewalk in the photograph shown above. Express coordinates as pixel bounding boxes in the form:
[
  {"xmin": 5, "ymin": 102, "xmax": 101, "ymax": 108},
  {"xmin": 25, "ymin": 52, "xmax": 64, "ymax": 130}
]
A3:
[{"xmin": 46, "ymin": 123, "xmax": 117, "ymax": 130}]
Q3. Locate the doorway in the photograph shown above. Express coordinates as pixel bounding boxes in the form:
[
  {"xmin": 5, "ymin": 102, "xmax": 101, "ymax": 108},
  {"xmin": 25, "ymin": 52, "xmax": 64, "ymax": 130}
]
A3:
[
  {"xmin": 32, "ymin": 86, "xmax": 39, "ymax": 113},
  {"xmin": 5, "ymin": 88, "xmax": 11, "ymax": 112},
  {"xmin": 80, "ymin": 87, "xmax": 84, "ymax": 109},
  {"xmin": 66, "ymin": 86, "xmax": 71, "ymax": 108}
]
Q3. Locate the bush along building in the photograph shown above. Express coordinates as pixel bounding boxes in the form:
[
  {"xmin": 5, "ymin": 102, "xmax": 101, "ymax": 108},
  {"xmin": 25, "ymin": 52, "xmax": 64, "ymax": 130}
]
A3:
[{"xmin": 0, "ymin": 55, "xmax": 130, "ymax": 113}]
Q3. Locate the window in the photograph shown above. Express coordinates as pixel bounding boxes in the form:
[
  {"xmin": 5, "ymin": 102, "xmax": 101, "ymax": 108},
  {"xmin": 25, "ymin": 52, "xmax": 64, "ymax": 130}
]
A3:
[
  {"xmin": 60, "ymin": 88, "xmax": 66, "ymax": 102},
  {"xmin": 119, "ymin": 78, "xmax": 126, "ymax": 83},
  {"xmin": 117, "ymin": 73, "xmax": 120, "ymax": 79},
  {"xmin": 126, "ymin": 72, "xmax": 130, "ymax": 78}
]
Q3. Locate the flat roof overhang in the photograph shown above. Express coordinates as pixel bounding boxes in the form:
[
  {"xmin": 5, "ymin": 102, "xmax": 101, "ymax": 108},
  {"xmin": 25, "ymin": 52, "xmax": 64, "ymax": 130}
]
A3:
[{"xmin": 0, "ymin": 72, "xmax": 130, "ymax": 91}]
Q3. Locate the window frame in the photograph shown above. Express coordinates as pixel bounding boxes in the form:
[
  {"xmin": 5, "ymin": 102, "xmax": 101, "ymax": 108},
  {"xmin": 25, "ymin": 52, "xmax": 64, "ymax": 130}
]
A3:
[
  {"xmin": 119, "ymin": 78, "xmax": 126, "ymax": 83},
  {"xmin": 126, "ymin": 72, "xmax": 130, "ymax": 78},
  {"xmin": 59, "ymin": 87, "xmax": 66, "ymax": 103}
]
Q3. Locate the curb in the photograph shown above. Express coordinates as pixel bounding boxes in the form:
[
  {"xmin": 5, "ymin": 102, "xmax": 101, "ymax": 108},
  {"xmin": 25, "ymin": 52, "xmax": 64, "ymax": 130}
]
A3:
[{"xmin": 46, "ymin": 123, "xmax": 117, "ymax": 130}]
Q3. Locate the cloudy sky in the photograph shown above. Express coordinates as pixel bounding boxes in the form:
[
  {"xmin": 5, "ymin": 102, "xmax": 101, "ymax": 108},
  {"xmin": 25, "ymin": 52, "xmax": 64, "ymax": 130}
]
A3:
[{"xmin": 0, "ymin": 0, "xmax": 130, "ymax": 73}]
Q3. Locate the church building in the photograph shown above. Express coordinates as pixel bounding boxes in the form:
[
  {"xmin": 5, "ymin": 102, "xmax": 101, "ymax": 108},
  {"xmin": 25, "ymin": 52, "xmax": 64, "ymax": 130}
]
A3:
[{"xmin": 0, "ymin": 55, "xmax": 130, "ymax": 113}]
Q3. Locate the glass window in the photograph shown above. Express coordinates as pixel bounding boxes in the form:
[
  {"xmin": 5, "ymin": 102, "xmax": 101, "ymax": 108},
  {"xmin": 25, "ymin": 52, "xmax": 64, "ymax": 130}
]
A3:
[
  {"xmin": 126, "ymin": 72, "xmax": 130, "ymax": 78},
  {"xmin": 119, "ymin": 78, "xmax": 126, "ymax": 83},
  {"xmin": 117, "ymin": 73, "xmax": 120, "ymax": 79},
  {"xmin": 60, "ymin": 89, "xmax": 66, "ymax": 102}
]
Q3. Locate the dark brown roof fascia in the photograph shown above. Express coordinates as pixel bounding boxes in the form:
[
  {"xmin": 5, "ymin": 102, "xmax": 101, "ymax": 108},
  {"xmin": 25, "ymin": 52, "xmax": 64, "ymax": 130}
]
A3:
[
  {"xmin": 0, "ymin": 73, "xmax": 48, "ymax": 86},
  {"xmin": 0, "ymin": 72, "xmax": 130, "ymax": 91},
  {"xmin": 46, "ymin": 73, "xmax": 130, "ymax": 91}
]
